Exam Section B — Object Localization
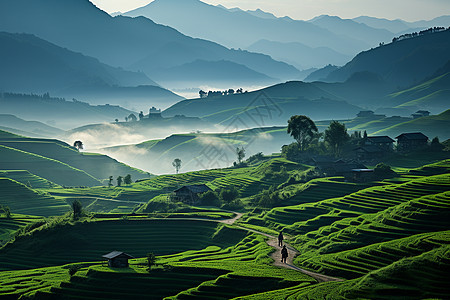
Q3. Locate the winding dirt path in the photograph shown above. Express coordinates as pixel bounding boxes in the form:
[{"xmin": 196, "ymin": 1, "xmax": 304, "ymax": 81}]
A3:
[{"xmin": 227, "ymin": 215, "xmax": 344, "ymax": 283}]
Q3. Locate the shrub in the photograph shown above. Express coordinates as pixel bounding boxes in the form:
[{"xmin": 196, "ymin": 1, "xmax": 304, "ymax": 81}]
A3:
[
  {"xmin": 219, "ymin": 186, "xmax": 240, "ymax": 203},
  {"xmin": 374, "ymin": 163, "xmax": 396, "ymax": 179},
  {"xmin": 199, "ymin": 190, "xmax": 222, "ymax": 207}
]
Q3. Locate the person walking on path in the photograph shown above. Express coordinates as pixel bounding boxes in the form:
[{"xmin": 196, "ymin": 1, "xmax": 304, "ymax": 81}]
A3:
[
  {"xmin": 278, "ymin": 231, "xmax": 284, "ymax": 247},
  {"xmin": 281, "ymin": 245, "xmax": 288, "ymax": 263}
]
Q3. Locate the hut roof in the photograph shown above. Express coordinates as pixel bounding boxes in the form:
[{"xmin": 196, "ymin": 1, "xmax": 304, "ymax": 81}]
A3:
[
  {"xmin": 395, "ymin": 133, "xmax": 428, "ymax": 140},
  {"xmin": 102, "ymin": 251, "xmax": 134, "ymax": 260},
  {"xmin": 174, "ymin": 184, "xmax": 211, "ymax": 194},
  {"xmin": 367, "ymin": 136, "xmax": 395, "ymax": 143}
]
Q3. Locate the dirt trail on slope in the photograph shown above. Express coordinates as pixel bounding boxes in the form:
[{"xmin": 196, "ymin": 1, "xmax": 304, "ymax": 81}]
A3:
[{"xmin": 231, "ymin": 221, "xmax": 343, "ymax": 283}]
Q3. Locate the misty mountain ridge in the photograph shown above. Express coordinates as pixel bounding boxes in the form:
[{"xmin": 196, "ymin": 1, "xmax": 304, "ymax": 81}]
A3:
[
  {"xmin": 124, "ymin": 0, "xmax": 374, "ymax": 65},
  {"xmin": 0, "ymin": 31, "xmax": 183, "ymax": 111},
  {"xmin": 0, "ymin": 0, "xmax": 301, "ymax": 91},
  {"xmin": 247, "ymin": 39, "xmax": 351, "ymax": 70},
  {"xmin": 323, "ymin": 28, "xmax": 450, "ymax": 89}
]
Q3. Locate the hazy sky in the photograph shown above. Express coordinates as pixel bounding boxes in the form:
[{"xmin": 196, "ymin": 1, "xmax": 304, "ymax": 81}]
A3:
[{"xmin": 91, "ymin": 0, "xmax": 450, "ymax": 21}]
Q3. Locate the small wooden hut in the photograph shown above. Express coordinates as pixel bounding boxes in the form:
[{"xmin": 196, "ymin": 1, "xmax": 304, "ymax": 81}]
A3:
[{"xmin": 102, "ymin": 251, "xmax": 134, "ymax": 268}]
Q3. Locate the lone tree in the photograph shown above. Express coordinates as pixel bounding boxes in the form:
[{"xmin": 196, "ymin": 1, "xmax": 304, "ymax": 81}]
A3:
[
  {"xmin": 287, "ymin": 115, "xmax": 318, "ymax": 151},
  {"xmin": 117, "ymin": 176, "xmax": 123, "ymax": 187},
  {"xmin": 324, "ymin": 121, "xmax": 350, "ymax": 157},
  {"xmin": 72, "ymin": 200, "xmax": 83, "ymax": 220},
  {"xmin": 73, "ymin": 140, "xmax": 83, "ymax": 150},
  {"xmin": 124, "ymin": 174, "xmax": 132, "ymax": 185},
  {"xmin": 172, "ymin": 158, "xmax": 182, "ymax": 174},
  {"xmin": 236, "ymin": 147, "xmax": 245, "ymax": 164},
  {"xmin": 108, "ymin": 176, "xmax": 113, "ymax": 187}
]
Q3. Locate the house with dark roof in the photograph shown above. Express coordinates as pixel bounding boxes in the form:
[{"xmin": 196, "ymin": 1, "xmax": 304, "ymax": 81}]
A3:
[
  {"xmin": 171, "ymin": 184, "xmax": 212, "ymax": 205},
  {"xmin": 102, "ymin": 251, "xmax": 134, "ymax": 268},
  {"xmin": 365, "ymin": 136, "xmax": 395, "ymax": 151},
  {"xmin": 354, "ymin": 145, "xmax": 385, "ymax": 160},
  {"xmin": 396, "ymin": 133, "xmax": 429, "ymax": 151}
]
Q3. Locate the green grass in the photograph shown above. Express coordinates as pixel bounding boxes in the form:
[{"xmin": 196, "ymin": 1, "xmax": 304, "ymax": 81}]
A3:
[
  {"xmin": 0, "ymin": 214, "xmax": 43, "ymax": 246},
  {"xmin": 0, "ymin": 178, "xmax": 70, "ymax": 217},
  {"xmin": 0, "ymin": 145, "xmax": 101, "ymax": 187},
  {"xmin": 241, "ymin": 172, "xmax": 450, "ymax": 236},
  {"xmin": 0, "ymin": 170, "xmax": 58, "ymax": 189},
  {"xmin": 0, "ymin": 234, "xmax": 314, "ymax": 299},
  {"xmin": 0, "ymin": 219, "xmax": 248, "ymax": 271}
]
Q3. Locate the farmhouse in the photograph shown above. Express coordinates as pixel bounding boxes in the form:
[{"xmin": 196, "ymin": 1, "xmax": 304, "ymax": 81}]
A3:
[
  {"xmin": 354, "ymin": 145, "xmax": 385, "ymax": 161},
  {"xmin": 102, "ymin": 251, "xmax": 134, "ymax": 268},
  {"xmin": 396, "ymin": 132, "xmax": 429, "ymax": 152},
  {"xmin": 365, "ymin": 136, "xmax": 395, "ymax": 151},
  {"xmin": 171, "ymin": 184, "xmax": 212, "ymax": 205}
]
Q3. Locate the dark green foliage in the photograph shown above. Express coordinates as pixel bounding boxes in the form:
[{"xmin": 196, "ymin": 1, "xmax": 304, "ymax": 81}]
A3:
[
  {"xmin": 219, "ymin": 186, "xmax": 239, "ymax": 203},
  {"xmin": 281, "ymin": 142, "xmax": 302, "ymax": 162},
  {"xmin": 108, "ymin": 176, "xmax": 113, "ymax": 187},
  {"xmin": 324, "ymin": 120, "xmax": 350, "ymax": 157},
  {"xmin": 373, "ymin": 163, "xmax": 396, "ymax": 179},
  {"xmin": 430, "ymin": 137, "xmax": 444, "ymax": 152},
  {"xmin": 246, "ymin": 152, "xmax": 264, "ymax": 164},
  {"xmin": 287, "ymin": 115, "xmax": 318, "ymax": 151},
  {"xmin": 147, "ymin": 252, "xmax": 156, "ymax": 270},
  {"xmin": 71, "ymin": 200, "xmax": 83, "ymax": 220},
  {"xmin": 124, "ymin": 174, "xmax": 132, "ymax": 185},
  {"xmin": 199, "ymin": 190, "xmax": 221, "ymax": 207}
]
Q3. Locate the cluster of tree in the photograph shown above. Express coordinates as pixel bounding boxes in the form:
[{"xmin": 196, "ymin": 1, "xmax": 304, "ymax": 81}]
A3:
[
  {"xmin": 71, "ymin": 199, "xmax": 83, "ymax": 220},
  {"xmin": 109, "ymin": 174, "xmax": 132, "ymax": 187},
  {"xmin": 198, "ymin": 186, "xmax": 242, "ymax": 209},
  {"xmin": 1, "ymin": 92, "xmax": 65, "ymax": 102},
  {"xmin": 392, "ymin": 27, "xmax": 448, "ymax": 43},
  {"xmin": 284, "ymin": 115, "xmax": 369, "ymax": 161},
  {"xmin": 199, "ymin": 88, "xmax": 246, "ymax": 98}
]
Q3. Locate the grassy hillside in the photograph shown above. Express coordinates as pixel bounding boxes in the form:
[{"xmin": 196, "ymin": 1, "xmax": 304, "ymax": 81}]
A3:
[
  {"xmin": 0, "ymin": 178, "xmax": 70, "ymax": 217},
  {"xmin": 386, "ymin": 70, "xmax": 450, "ymax": 113},
  {"xmin": 0, "ymin": 145, "xmax": 101, "ymax": 187},
  {"xmin": 0, "ymin": 170, "xmax": 58, "ymax": 189},
  {"xmin": 0, "ymin": 133, "xmax": 150, "ymax": 184},
  {"xmin": 0, "ymin": 214, "xmax": 43, "ymax": 246},
  {"xmin": 374, "ymin": 109, "xmax": 450, "ymax": 140}
]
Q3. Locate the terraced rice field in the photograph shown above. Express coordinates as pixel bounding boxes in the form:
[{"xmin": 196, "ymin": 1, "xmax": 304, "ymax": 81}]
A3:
[
  {"xmin": 0, "ymin": 170, "xmax": 57, "ymax": 189},
  {"xmin": 243, "ymin": 173, "xmax": 450, "ymax": 236},
  {"xmin": 0, "ymin": 178, "xmax": 70, "ymax": 217},
  {"xmin": 42, "ymin": 267, "xmax": 228, "ymax": 300},
  {"xmin": 0, "ymin": 145, "xmax": 101, "ymax": 187},
  {"xmin": 0, "ymin": 219, "xmax": 248, "ymax": 271},
  {"xmin": 0, "ymin": 214, "xmax": 43, "ymax": 245}
]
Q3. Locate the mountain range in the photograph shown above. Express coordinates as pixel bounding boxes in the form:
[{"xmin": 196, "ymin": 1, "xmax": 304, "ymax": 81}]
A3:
[
  {"xmin": 0, "ymin": 32, "xmax": 183, "ymax": 111},
  {"xmin": 0, "ymin": 0, "xmax": 300, "ymax": 90}
]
